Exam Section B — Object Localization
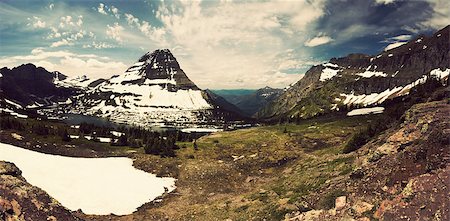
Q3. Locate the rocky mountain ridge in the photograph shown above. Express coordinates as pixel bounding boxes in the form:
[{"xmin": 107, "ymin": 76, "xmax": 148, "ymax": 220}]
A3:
[{"xmin": 257, "ymin": 25, "xmax": 450, "ymax": 119}]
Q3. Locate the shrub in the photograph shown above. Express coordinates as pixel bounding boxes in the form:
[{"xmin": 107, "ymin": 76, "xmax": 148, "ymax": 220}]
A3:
[
  {"xmin": 319, "ymin": 189, "xmax": 347, "ymax": 210},
  {"xmin": 343, "ymin": 117, "xmax": 389, "ymax": 153}
]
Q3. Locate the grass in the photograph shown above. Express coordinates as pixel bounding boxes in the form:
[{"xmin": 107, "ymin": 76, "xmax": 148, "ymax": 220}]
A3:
[
  {"xmin": 131, "ymin": 114, "xmax": 379, "ymax": 220},
  {"xmin": 3, "ymin": 113, "xmax": 383, "ymax": 220}
]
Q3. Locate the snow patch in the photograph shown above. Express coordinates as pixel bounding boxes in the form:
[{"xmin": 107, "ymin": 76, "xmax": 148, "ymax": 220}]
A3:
[
  {"xmin": 320, "ymin": 65, "xmax": 340, "ymax": 82},
  {"xmin": 347, "ymin": 107, "xmax": 384, "ymax": 116},
  {"xmin": 181, "ymin": 128, "xmax": 223, "ymax": 133},
  {"xmin": 356, "ymin": 71, "xmax": 387, "ymax": 78},
  {"xmin": 0, "ymin": 143, "xmax": 176, "ymax": 215},
  {"xmin": 5, "ymin": 99, "xmax": 23, "ymax": 109}
]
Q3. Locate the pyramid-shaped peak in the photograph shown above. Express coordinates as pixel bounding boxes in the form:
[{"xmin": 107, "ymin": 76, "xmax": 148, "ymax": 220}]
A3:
[
  {"xmin": 116, "ymin": 49, "xmax": 199, "ymax": 91},
  {"xmin": 139, "ymin": 49, "xmax": 175, "ymax": 63}
]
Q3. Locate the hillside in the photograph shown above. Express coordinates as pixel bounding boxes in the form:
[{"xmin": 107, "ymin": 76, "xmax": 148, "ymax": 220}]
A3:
[
  {"xmin": 1, "ymin": 93, "xmax": 447, "ymax": 220},
  {"xmin": 257, "ymin": 25, "xmax": 450, "ymax": 120}
]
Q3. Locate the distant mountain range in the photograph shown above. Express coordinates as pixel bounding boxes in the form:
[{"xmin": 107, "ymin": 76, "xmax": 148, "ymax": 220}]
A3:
[
  {"xmin": 213, "ymin": 87, "xmax": 283, "ymax": 117},
  {"xmin": 0, "ymin": 50, "xmax": 245, "ymax": 128},
  {"xmin": 257, "ymin": 25, "xmax": 450, "ymax": 120}
]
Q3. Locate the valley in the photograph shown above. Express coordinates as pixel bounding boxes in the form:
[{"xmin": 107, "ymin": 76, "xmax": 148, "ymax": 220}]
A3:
[{"xmin": 0, "ymin": 4, "xmax": 448, "ymax": 220}]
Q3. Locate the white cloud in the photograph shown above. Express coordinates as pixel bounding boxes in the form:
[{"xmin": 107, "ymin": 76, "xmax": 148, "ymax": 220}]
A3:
[
  {"xmin": 49, "ymin": 3, "xmax": 54, "ymax": 10},
  {"xmin": 110, "ymin": 6, "xmax": 120, "ymax": 19},
  {"xmin": 28, "ymin": 16, "xmax": 46, "ymax": 28},
  {"xmin": 375, "ymin": 0, "xmax": 396, "ymax": 5},
  {"xmin": 106, "ymin": 22, "xmax": 124, "ymax": 43},
  {"xmin": 0, "ymin": 48, "xmax": 127, "ymax": 79},
  {"xmin": 421, "ymin": 0, "xmax": 450, "ymax": 30},
  {"xmin": 98, "ymin": 3, "xmax": 107, "ymax": 15},
  {"xmin": 382, "ymin": 34, "xmax": 411, "ymax": 51},
  {"xmin": 384, "ymin": 41, "xmax": 407, "ymax": 51},
  {"xmin": 59, "ymin": 15, "xmax": 74, "ymax": 28},
  {"xmin": 76, "ymin": 15, "xmax": 83, "ymax": 26},
  {"xmin": 304, "ymin": 35, "xmax": 334, "ymax": 47},
  {"xmin": 83, "ymin": 41, "xmax": 115, "ymax": 49},
  {"xmin": 151, "ymin": 0, "xmax": 326, "ymax": 88},
  {"xmin": 389, "ymin": 34, "xmax": 411, "ymax": 41},
  {"xmin": 125, "ymin": 13, "xmax": 139, "ymax": 26},
  {"xmin": 123, "ymin": 13, "xmax": 166, "ymax": 45},
  {"xmin": 51, "ymin": 39, "xmax": 73, "ymax": 47}
]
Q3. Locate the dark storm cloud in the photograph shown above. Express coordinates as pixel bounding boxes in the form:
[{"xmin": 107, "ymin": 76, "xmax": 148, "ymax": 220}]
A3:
[{"xmin": 310, "ymin": 0, "xmax": 437, "ymax": 58}]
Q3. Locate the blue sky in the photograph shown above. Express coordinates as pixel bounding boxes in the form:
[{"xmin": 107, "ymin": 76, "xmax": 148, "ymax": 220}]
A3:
[{"xmin": 0, "ymin": 0, "xmax": 448, "ymax": 89}]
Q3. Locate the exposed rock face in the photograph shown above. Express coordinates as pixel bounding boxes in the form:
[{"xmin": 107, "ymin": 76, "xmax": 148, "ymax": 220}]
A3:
[
  {"xmin": 137, "ymin": 49, "xmax": 199, "ymax": 90},
  {"xmin": 286, "ymin": 99, "xmax": 450, "ymax": 221},
  {"xmin": 258, "ymin": 25, "xmax": 450, "ymax": 119},
  {"xmin": 0, "ymin": 64, "xmax": 78, "ymax": 106},
  {"xmin": 0, "ymin": 161, "xmax": 80, "ymax": 221}
]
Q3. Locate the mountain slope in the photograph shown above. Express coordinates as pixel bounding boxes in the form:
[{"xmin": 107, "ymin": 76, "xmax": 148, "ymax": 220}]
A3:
[
  {"xmin": 0, "ymin": 64, "xmax": 78, "ymax": 107},
  {"xmin": 213, "ymin": 87, "xmax": 283, "ymax": 116},
  {"xmin": 71, "ymin": 49, "xmax": 244, "ymax": 127},
  {"xmin": 257, "ymin": 25, "xmax": 450, "ymax": 119}
]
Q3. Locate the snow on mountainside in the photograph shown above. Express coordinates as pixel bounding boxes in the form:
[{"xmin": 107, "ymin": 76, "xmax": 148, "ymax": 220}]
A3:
[
  {"xmin": 70, "ymin": 49, "xmax": 241, "ymax": 127},
  {"xmin": 54, "ymin": 74, "xmax": 105, "ymax": 89},
  {"xmin": 257, "ymin": 25, "xmax": 450, "ymax": 119}
]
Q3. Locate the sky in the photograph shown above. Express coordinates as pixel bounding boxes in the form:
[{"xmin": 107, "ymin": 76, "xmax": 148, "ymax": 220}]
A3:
[{"xmin": 0, "ymin": 0, "xmax": 448, "ymax": 89}]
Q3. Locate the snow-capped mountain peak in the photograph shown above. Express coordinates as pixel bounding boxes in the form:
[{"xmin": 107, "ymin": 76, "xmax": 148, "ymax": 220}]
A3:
[
  {"xmin": 70, "ymin": 49, "xmax": 242, "ymax": 127},
  {"xmin": 109, "ymin": 49, "xmax": 198, "ymax": 91}
]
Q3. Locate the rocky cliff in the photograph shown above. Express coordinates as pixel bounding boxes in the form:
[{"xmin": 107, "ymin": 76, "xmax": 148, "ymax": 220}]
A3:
[{"xmin": 257, "ymin": 25, "xmax": 450, "ymax": 119}]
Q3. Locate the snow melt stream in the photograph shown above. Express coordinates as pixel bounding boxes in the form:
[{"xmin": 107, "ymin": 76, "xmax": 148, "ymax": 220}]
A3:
[{"xmin": 0, "ymin": 142, "xmax": 176, "ymax": 215}]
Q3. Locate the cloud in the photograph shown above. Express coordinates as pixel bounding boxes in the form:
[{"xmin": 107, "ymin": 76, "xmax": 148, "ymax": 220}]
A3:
[
  {"xmin": 51, "ymin": 39, "xmax": 73, "ymax": 47},
  {"xmin": 110, "ymin": 6, "xmax": 120, "ymax": 19},
  {"xmin": 27, "ymin": 16, "xmax": 46, "ymax": 28},
  {"xmin": 0, "ymin": 48, "xmax": 127, "ymax": 78},
  {"xmin": 97, "ymin": 3, "xmax": 107, "ymax": 15},
  {"xmin": 388, "ymin": 34, "xmax": 411, "ymax": 41},
  {"xmin": 375, "ymin": 0, "xmax": 396, "ymax": 5},
  {"xmin": 49, "ymin": 30, "xmax": 86, "ymax": 47},
  {"xmin": 106, "ymin": 22, "xmax": 124, "ymax": 43},
  {"xmin": 304, "ymin": 35, "xmax": 334, "ymax": 47},
  {"xmin": 384, "ymin": 42, "xmax": 407, "ymax": 51},
  {"xmin": 421, "ymin": 0, "xmax": 450, "ymax": 30},
  {"xmin": 123, "ymin": 13, "xmax": 166, "ymax": 45},
  {"xmin": 151, "ymin": 0, "xmax": 326, "ymax": 88},
  {"xmin": 124, "ymin": 13, "xmax": 139, "ymax": 26},
  {"xmin": 83, "ymin": 41, "xmax": 115, "ymax": 49},
  {"xmin": 382, "ymin": 34, "xmax": 411, "ymax": 51},
  {"xmin": 49, "ymin": 3, "xmax": 54, "ymax": 10}
]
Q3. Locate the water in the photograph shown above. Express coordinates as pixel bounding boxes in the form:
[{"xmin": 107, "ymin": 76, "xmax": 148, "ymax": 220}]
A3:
[{"xmin": 63, "ymin": 114, "xmax": 119, "ymax": 128}]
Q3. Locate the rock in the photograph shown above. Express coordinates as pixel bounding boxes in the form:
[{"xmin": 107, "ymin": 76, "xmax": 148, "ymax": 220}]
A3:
[
  {"xmin": 350, "ymin": 168, "xmax": 364, "ymax": 179},
  {"xmin": 0, "ymin": 161, "xmax": 22, "ymax": 176},
  {"xmin": 352, "ymin": 201, "xmax": 374, "ymax": 216},
  {"xmin": 0, "ymin": 198, "xmax": 13, "ymax": 214},
  {"xmin": 288, "ymin": 209, "xmax": 323, "ymax": 221},
  {"xmin": 335, "ymin": 196, "xmax": 347, "ymax": 210},
  {"xmin": 11, "ymin": 133, "xmax": 23, "ymax": 140}
]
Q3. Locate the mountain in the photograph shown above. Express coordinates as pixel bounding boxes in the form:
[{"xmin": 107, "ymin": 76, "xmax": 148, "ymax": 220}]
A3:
[
  {"xmin": 70, "ymin": 49, "xmax": 244, "ymax": 127},
  {"xmin": 213, "ymin": 87, "xmax": 283, "ymax": 116},
  {"xmin": 55, "ymin": 75, "xmax": 106, "ymax": 90},
  {"xmin": 0, "ymin": 64, "xmax": 78, "ymax": 108},
  {"xmin": 257, "ymin": 25, "xmax": 450, "ymax": 119}
]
